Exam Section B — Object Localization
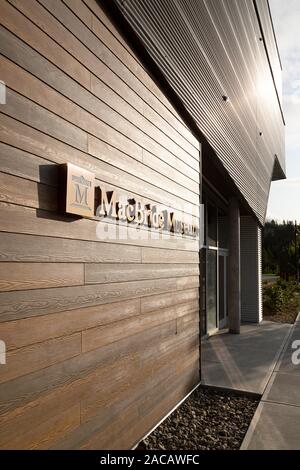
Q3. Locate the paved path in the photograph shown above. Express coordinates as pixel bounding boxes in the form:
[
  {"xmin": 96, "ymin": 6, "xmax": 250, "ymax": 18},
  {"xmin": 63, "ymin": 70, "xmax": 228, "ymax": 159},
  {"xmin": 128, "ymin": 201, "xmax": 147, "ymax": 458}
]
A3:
[
  {"xmin": 242, "ymin": 314, "xmax": 300, "ymax": 449},
  {"xmin": 201, "ymin": 321, "xmax": 292, "ymax": 395}
]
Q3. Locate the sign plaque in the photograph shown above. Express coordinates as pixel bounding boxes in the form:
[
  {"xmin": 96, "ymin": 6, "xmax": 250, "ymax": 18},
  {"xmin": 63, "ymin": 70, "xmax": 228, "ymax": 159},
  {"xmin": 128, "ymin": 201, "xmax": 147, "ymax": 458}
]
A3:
[{"xmin": 59, "ymin": 163, "xmax": 95, "ymax": 217}]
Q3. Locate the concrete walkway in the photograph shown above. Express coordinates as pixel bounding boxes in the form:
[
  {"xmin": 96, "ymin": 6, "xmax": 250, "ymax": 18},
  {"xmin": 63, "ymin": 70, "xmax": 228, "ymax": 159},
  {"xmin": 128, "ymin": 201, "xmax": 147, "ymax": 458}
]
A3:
[
  {"xmin": 201, "ymin": 321, "xmax": 292, "ymax": 395},
  {"xmin": 242, "ymin": 314, "xmax": 300, "ymax": 449}
]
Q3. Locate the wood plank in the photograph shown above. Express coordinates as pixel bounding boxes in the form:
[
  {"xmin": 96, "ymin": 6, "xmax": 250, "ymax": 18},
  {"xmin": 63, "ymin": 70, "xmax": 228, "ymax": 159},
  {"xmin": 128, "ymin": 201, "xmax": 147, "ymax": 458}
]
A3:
[
  {"xmin": 137, "ymin": 361, "xmax": 199, "ymax": 418},
  {"xmin": 0, "ymin": 22, "xmax": 199, "ymax": 178},
  {"xmin": 0, "ymin": 114, "xmax": 198, "ymax": 215},
  {"xmin": 0, "ymin": 262, "xmax": 84, "ymax": 292},
  {"xmin": 0, "ymin": 171, "xmax": 57, "ymax": 211},
  {"xmin": 0, "ymin": 353, "xmax": 138, "ymax": 447},
  {"xmin": 141, "ymin": 149, "xmax": 199, "ymax": 194},
  {"xmin": 83, "ymin": 0, "xmax": 199, "ymax": 157},
  {"xmin": 0, "ymin": 325, "xmax": 197, "ymax": 448},
  {"xmin": 142, "ymin": 246, "xmax": 199, "ymax": 264},
  {"xmin": 90, "ymin": 73, "xmax": 199, "ymax": 166},
  {"xmin": 51, "ymin": 332, "xmax": 198, "ymax": 448},
  {"xmin": 0, "ymin": 333, "xmax": 81, "ymax": 384},
  {"xmin": 1, "ymin": 403, "xmax": 81, "ymax": 450},
  {"xmin": 70, "ymin": 0, "xmax": 166, "ymax": 104},
  {"xmin": 0, "ymin": 0, "xmax": 201, "ymax": 451},
  {"xmin": 0, "ymin": 147, "xmax": 199, "ymax": 233},
  {"xmin": 82, "ymin": 300, "xmax": 199, "ymax": 352},
  {"xmin": 0, "ymin": 298, "xmax": 140, "ymax": 351},
  {"xmin": 89, "ymin": 135, "xmax": 198, "ymax": 200},
  {"xmin": 1, "ymin": 0, "xmax": 198, "ymax": 166},
  {"xmin": 123, "ymin": 367, "xmax": 199, "ymax": 450},
  {"xmin": 79, "ymin": 405, "xmax": 137, "ymax": 450},
  {"xmin": 141, "ymin": 288, "xmax": 199, "ymax": 313},
  {"xmin": 139, "ymin": 329, "xmax": 199, "ymax": 374},
  {"xmin": 0, "ymin": 36, "xmax": 141, "ymax": 163},
  {"xmin": 40, "ymin": 0, "xmax": 199, "ymax": 151},
  {"xmin": 0, "ymin": 0, "xmax": 90, "ymax": 90},
  {"xmin": 177, "ymin": 311, "xmax": 199, "ymax": 335},
  {"xmin": 0, "ymin": 52, "xmax": 199, "ymax": 194},
  {"xmin": 176, "ymin": 348, "xmax": 199, "ymax": 374},
  {"xmin": 81, "ymin": 0, "xmax": 200, "ymax": 150},
  {"xmin": 80, "ymin": 363, "xmax": 175, "ymax": 448},
  {"xmin": 0, "ymin": 273, "xmax": 199, "ymax": 322},
  {"xmin": 80, "ymin": 359, "xmax": 198, "ymax": 449},
  {"xmin": 83, "ymin": 0, "xmax": 135, "ymax": 54},
  {"xmin": 0, "ymin": 142, "xmax": 58, "ymax": 186},
  {"xmin": 9, "ymin": 0, "xmax": 144, "ymax": 110},
  {"xmin": 0, "ymin": 319, "xmax": 177, "ymax": 416},
  {"xmin": 0, "ymin": 203, "xmax": 199, "ymax": 252},
  {"xmin": 0, "ymin": 233, "xmax": 142, "ymax": 263},
  {"xmin": 0, "ymin": 143, "xmax": 199, "ymax": 226},
  {"xmin": 2, "ymin": 88, "xmax": 88, "ymax": 153},
  {"xmin": 0, "ymin": 382, "xmax": 80, "ymax": 447},
  {"xmin": 85, "ymin": 263, "xmax": 199, "ymax": 284}
]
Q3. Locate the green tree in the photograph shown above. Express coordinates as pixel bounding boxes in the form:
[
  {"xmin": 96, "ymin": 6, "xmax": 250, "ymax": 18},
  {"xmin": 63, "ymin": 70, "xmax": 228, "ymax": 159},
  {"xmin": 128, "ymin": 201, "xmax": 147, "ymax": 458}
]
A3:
[{"xmin": 262, "ymin": 220, "xmax": 300, "ymax": 281}]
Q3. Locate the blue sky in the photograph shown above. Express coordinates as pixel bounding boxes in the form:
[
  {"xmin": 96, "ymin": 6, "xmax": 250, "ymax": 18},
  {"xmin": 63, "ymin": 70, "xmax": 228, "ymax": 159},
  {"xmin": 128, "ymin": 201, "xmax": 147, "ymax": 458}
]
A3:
[{"xmin": 267, "ymin": 0, "xmax": 300, "ymax": 222}]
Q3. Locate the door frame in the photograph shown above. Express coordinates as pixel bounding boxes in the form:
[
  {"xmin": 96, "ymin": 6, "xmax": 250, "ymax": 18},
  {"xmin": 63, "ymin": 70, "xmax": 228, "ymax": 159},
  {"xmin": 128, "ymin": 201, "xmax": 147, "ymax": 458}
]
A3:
[{"xmin": 218, "ymin": 249, "xmax": 228, "ymax": 329}]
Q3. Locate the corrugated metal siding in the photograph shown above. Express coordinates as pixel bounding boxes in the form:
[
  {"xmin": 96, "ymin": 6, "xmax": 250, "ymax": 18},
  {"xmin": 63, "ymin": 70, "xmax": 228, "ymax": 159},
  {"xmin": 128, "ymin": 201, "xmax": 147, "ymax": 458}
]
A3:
[
  {"xmin": 112, "ymin": 0, "xmax": 285, "ymax": 224},
  {"xmin": 255, "ymin": 0, "xmax": 283, "ymax": 107},
  {"xmin": 241, "ymin": 216, "xmax": 263, "ymax": 323}
]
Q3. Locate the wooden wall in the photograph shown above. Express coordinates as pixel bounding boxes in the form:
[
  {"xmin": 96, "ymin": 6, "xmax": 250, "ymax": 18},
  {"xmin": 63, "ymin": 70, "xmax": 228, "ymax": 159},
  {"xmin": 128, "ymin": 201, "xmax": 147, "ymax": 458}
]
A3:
[{"xmin": 0, "ymin": 0, "xmax": 200, "ymax": 449}]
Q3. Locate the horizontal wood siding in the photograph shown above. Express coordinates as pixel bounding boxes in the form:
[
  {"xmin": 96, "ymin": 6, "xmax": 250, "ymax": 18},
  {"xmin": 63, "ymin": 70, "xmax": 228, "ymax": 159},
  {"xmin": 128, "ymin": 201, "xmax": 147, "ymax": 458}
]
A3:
[{"xmin": 0, "ymin": 0, "xmax": 200, "ymax": 449}]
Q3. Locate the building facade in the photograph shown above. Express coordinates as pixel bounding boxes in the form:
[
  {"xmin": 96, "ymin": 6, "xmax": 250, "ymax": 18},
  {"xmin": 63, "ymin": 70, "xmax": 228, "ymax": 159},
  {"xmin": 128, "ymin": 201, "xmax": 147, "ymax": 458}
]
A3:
[{"xmin": 0, "ymin": 0, "xmax": 284, "ymax": 449}]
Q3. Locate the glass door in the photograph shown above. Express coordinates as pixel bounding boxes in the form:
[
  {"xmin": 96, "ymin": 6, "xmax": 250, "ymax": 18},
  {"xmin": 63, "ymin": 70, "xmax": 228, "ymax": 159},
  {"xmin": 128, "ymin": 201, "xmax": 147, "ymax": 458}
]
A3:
[
  {"xmin": 206, "ymin": 249, "xmax": 218, "ymax": 334},
  {"xmin": 218, "ymin": 251, "xmax": 228, "ymax": 329}
]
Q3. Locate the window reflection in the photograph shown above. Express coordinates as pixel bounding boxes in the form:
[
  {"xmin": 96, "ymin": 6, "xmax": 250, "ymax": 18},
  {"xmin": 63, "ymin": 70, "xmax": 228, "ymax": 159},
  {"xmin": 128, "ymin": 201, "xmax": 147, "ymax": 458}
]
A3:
[{"xmin": 207, "ymin": 203, "xmax": 217, "ymax": 247}]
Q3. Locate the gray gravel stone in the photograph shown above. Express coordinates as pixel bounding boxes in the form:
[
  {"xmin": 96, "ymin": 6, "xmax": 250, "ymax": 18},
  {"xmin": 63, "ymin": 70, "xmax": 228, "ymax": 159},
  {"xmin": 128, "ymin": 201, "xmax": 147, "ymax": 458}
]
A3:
[{"xmin": 141, "ymin": 387, "xmax": 259, "ymax": 450}]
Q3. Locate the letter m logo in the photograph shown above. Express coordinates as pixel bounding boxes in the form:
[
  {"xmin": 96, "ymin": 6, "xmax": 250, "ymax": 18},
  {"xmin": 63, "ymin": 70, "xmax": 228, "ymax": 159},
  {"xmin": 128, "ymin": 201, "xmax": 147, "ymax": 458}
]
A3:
[{"xmin": 74, "ymin": 183, "xmax": 88, "ymax": 207}]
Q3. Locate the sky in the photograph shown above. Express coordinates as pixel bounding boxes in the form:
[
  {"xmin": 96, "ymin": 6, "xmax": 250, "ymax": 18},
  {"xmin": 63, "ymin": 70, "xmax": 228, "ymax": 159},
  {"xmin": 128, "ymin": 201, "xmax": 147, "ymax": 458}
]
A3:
[{"xmin": 266, "ymin": 0, "xmax": 300, "ymax": 222}]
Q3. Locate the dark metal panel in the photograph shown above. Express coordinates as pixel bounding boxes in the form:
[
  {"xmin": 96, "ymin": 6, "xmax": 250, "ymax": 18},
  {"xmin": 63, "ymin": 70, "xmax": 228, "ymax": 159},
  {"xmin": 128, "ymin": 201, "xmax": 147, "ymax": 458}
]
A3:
[{"xmin": 111, "ymin": 0, "xmax": 285, "ymax": 224}]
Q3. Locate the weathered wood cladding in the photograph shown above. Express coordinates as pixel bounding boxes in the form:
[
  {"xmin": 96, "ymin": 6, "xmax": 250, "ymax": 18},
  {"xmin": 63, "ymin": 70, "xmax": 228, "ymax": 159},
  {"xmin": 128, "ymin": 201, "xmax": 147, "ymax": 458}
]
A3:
[
  {"xmin": 0, "ymin": 0, "xmax": 200, "ymax": 449},
  {"xmin": 112, "ymin": 0, "xmax": 285, "ymax": 224}
]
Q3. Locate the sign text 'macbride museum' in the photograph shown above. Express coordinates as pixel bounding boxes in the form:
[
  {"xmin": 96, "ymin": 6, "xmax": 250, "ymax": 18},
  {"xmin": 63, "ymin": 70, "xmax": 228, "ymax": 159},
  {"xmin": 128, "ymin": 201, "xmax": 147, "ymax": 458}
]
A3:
[{"xmin": 60, "ymin": 163, "xmax": 199, "ymax": 238}]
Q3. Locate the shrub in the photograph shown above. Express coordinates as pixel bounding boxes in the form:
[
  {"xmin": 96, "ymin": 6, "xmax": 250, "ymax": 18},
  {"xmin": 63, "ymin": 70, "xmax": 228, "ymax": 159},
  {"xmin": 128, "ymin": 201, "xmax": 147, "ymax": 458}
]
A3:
[{"xmin": 263, "ymin": 279, "xmax": 297, "ymax": 313}]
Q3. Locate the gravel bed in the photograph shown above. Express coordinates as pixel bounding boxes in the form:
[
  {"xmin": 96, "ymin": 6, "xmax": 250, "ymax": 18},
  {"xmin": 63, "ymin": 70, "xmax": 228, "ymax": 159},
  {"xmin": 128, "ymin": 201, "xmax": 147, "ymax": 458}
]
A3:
[{"xmin": 141, "ymin": 387, "xmax": 259, "ymax": 450}]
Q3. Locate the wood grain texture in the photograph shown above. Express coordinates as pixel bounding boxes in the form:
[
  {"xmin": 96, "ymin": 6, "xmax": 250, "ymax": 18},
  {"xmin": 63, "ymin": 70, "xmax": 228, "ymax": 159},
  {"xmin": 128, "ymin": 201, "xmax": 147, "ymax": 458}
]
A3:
[
  {"xmin": 0, "ymin": 319, "xmax": 181, "ymax": 416},
  {"xmin": 0, "ymin": 262, "xmax": 84, "ymax": 291},
  {"xmin": 0, "ymin": 275, "xmax": 199, "ymax": 322},
  {"xmin": 0, "ymin": 113, "xmax": 198, "ymax": 215},
  {"xmin": 0, "ymin": 72, "xmax": 198, "ymax": 202},
  {"xmin": 82, "ymin": 301, "xmax": 199, "ymax": 352},
  {"xmin": 39, "ymin": 0, "xmax": 200, "ymax": 157},
  {"xmin": 0, "ymin": 202, "xmax": 199, "ymax": 251},
  {"xmin": 0, "ymin": 0, "xmax": 200, "ymax": 450},
  {"xmin": 84, "ymin": 263, "xmax": 199, "ymax": 284},
  {"xmin": 0, "ymin": 298, "xmax": 141, "ymax": 351},
  {"xmin": 0, "ymin": 171, "xmax": 57, "ymax": 211},
  {"xmin": 0, "ymin": 142, "xmax": 58, "ymax": 186},
  {"xmin": 0, "ymin": 233, "xmax": 142, "ymax": 263},
  {"xmin": 0, "ymin": 0, "xmax": 91, "ymax": 90},
  {"xmin": 0, "ymin": 20, "xmax": 199, "ymax": 181},
  {"xmin": 0, "ymin": 333, "xmax": 81, "ymax": 384},
  {"xmin": 1, "ymin": 404, "xmax": 81, "ymax": 450}
]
